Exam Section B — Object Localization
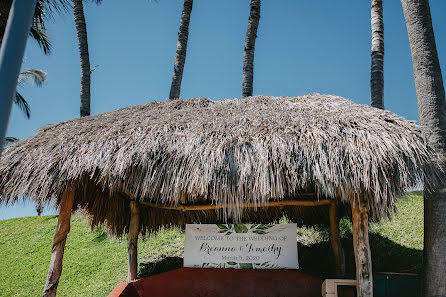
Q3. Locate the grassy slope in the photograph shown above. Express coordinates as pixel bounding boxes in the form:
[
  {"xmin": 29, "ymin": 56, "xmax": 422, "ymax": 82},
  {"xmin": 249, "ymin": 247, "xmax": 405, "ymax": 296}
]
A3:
[
  {"xmin": 0, "ymin": 216, "xmax": 183, "ymax": 297},
  {"xmin": 0, "ymin": 191, "xmax": 423, "ymax": 296},
  {"xmin": 296, "ymin": 191, "xmax": 424, "ymax": 278}
]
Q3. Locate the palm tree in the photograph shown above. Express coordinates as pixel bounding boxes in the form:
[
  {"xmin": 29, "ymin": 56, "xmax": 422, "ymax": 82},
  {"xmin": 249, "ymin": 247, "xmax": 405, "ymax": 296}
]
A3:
[
  {"xmin": 29, "ymin": 21, "xmax": 52, "ymax": 54},
  {"xmin": 169, "ymin": 0, "xmax": 193, "ymax": 100},
  {"xmin": 370, "ymin": 0, "xmax": 384, "ymax": 109},
  {"xmin": 14, "ymin": 69, "xmax": 47, "ymax": 118},
  {"xmin": 0, "ymin": 0, "xmax": 68, "ymax": 53},
  {"xmin": 5, "ymin": 69, "xmax": 46, "ymax": 143},
  {"xmin": 5, "ymin": 69, "xmax": 46, "ymax": 147},
  {"xmin": 73, "ymin": 0, "xmax": 102, "ymax": 117},
  {"xmin": 242, "ymin": 0, "xmax": 261, "ymax": 98},
  {"xmin": 36, "ymin": 200, "xmax": 43, "ymax": 216},
  {"xmin": 400, "ymin": 1, "xmax": 446, "ymax": 296}
]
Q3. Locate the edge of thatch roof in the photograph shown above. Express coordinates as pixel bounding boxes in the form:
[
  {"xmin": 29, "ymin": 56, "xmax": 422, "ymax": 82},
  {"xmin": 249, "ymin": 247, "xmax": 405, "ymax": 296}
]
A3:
[{"xmin": 0, "ymin": 94, "xmax": 437, "ymax": 234}]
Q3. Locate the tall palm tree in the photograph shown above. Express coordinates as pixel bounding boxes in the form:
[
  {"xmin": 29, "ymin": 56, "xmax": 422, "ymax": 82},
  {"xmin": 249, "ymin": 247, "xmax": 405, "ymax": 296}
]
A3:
[
  {"xmin": 73, "ymin": 0, "xmax": 102, "ymax": 117},
  {"xmin": 36, "ymin": 200, "xmax": 43, "ymax": 216},
  {"xmin": 400, "ymin": 1, "xmax": 446, "ymax": 296},
  {"xmin": 242, "ymin": 0, "xmax": 261, "ymax": 98},
  {"xmin": 370, "ymin": 0, "xmax": 384, "ymax": 109},
  {"xmin": 5, "ymin": 69, "xmax": 46, "ymax": 151},
  {"xmin": 169, "ymin": 0, "xmax": 193, "ymax": 100}
]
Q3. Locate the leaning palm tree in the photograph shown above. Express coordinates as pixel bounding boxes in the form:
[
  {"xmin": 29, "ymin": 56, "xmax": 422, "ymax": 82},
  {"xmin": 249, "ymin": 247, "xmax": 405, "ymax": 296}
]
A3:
[
  {"xmin": 242, "ymin": 0, "xmax": 261, "ymax": 98},
  {"xmin": 0, "ymin": 0, "xmax": 69, "ymax": 53},
  {"xmin": 400, "ymin": 1, "xmax": 446, "ymax": 296},
  {"xmin": 169, "ymin": 0, "xmax": 194, "ymax": 100},
  {"xmin": 73, "ymin": 0, "xmax": 102, "ymax": 117},
  {"xmin": 370, "ymin": 0, "xmax": 384, "ymax": 109}
]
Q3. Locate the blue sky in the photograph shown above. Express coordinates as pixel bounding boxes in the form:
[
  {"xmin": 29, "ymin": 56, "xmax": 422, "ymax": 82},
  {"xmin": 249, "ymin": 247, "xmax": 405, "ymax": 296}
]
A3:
[{"xmin": 1, "ymin": 0, "xmax": 446, "ymax": 219}]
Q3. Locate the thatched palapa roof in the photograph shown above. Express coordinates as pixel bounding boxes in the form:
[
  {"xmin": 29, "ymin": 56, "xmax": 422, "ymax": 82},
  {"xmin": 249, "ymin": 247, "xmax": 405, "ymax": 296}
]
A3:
[{"xmin": 0, "ymin": 94, "xmax": 433, "ymax": 235}]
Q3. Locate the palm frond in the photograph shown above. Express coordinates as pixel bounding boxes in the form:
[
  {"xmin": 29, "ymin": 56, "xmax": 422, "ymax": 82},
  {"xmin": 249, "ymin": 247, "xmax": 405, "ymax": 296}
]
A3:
[
  {"xmin": 4, "ymin": 137, "xmax": 19, "ymax": 145},
  {"xmin": 15, "ymin": 70, "xmax": 46, "ymax": 118},
  {"xmin": 17, "ymin": 70, "xmax": 47, "ymax": 88},
  {"xmin": 14, "ymin": 92, "xmax": 31, "ymax": 119},
  {"xmin": 33, "ymin": 0, "xmax": 71, "ymax": 29},
  {"xmin": 29, "ymin": 22, "xmax": 52, "ymax": 54}
]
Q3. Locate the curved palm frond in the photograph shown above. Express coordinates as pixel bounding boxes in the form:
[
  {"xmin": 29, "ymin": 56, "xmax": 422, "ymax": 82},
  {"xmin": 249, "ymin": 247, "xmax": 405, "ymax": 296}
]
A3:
[
  {"xmin": 14, "ymin": 92, "xmax": 31, "ymax": 119},
  {"xmin": 17, "ymin": 69, "xmax": 47, "ymax": 88},
  {"xmin": 4, "ymin": 137, "xmax": 19, "ymax": 145},
  {"xmin": 33, "ymin": 0, "xmax": 71, "ymax": 29},
  {"xmin": 15, "ymin": 69, "xmax": 47, "ymax": 119},
  {"xmin": 29, "ymin": 22, "xmax": 52, "ymax": 54}
]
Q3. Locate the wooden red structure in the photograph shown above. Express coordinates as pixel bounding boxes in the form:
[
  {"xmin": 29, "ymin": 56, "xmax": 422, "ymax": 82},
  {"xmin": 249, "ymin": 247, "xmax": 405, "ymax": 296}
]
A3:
[{"xmin": 108, "ymin": 268, "xmax": 324, "ymax": 297}]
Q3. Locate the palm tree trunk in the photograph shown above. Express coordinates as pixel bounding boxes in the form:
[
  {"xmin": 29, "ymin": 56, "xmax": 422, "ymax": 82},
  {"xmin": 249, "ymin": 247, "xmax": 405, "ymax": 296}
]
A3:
[
  {"xmin": 370, "ymin": 0, "xmax": 384, "ymax": 109},
  {"xmin": 400, "ymin": 1, "xmax": 446, "ymax": 296},
  {"xmin": 73, "ymin": 0, "xmax": 91, "ymax": 117},
  {"xmin": 169, "ymin": 0, "xmax": 193, "ymax": 100},
  {"xmin": 0, "ymin": 0, "xmax": 12, "ymax": 46},
  {"xmin": 242, "ymin": 0, "xmax": 261, "ymax": 98},
  {"xmin": 36, "ymin": 200, "xmax": 43, "ymax": 216}
]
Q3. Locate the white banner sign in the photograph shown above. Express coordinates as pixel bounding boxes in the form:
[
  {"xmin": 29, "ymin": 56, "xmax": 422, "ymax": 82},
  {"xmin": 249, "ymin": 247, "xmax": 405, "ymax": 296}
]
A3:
[{"xmin": 184, "ymin": 224, "xmax": 298, "ymax": 269}]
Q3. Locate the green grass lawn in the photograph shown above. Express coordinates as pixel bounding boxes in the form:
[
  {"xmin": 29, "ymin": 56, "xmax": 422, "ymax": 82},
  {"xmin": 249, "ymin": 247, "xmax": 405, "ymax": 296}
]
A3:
[{"xmin": 0, "ymin": 191, "xmax": 423, "ymax": 296}]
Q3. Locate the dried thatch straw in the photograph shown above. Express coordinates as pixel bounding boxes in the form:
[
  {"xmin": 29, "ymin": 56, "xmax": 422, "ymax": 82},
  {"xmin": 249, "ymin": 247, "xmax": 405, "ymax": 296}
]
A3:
[{"xmin": 0, "ymin": 94, "xmax": 434, "ymax": 235}]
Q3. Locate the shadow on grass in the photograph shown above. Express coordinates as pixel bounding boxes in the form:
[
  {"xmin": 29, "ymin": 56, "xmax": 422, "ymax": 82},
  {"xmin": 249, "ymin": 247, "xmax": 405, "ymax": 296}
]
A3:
[
  {"xmin": 138, "ymin": 257, "xmax": 183, "ymax": 278},
  {"xmin": 298, "ymin": 233, "xmax": 422, "ymax": 279},
  {"xmin": 139, "ymin": 229, "xmax": 423, "ymax": 279},
  {"xmin": 137, "ymin": 233, "xmax": 422, "ymax": 280},
  {"xmin": 40, "ymin": 215, "xmax": 58, "ymax": 221},
  {"xmin": 91, "ymin": 229, "xmax": 108, "ymax": 243}
]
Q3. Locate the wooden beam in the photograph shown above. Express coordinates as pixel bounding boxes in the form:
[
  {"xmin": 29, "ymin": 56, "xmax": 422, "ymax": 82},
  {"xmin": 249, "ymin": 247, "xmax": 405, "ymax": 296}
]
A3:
[
  {"xmin": 329, "ymin": 200, "xmax": 345, "ymax": 278},
  {"xmin": 138, "ymin": 199, "xmax": 332, "ymax": 211},
  {"xmin": 128, "ymin": 200, "xmax": 139, "ymax": 281},
  {"xmin": 351, "ymin": 193, "xmax": 373, "ymax": 297},
  {"xmin": 121, "ymin": 186, "xmax": 325, "ymax": 211},
  {"xmin": 42, "ymin": 187, "xmax": 75, "ymax": 297}
]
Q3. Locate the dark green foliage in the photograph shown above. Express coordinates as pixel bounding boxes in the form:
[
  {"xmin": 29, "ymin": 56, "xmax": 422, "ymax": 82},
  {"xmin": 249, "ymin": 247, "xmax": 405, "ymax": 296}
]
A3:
[{"xmin": 234, "ymin": 223, "xmax": 248, "ymax": 233}]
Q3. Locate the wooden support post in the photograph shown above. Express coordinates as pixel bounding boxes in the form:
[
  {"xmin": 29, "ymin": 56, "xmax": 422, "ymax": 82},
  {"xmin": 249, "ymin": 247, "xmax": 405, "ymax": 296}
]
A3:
[
  {"xmin": 350, "ymin": 193, "xmax": 373, "ymax": 297},
  {"xmin": 329, "ymin": 200, "xmax": 345, "ymax": 278},
  {"xmin": 42, "ymin": 187, "xmax": 75, "ymax": 297},
  {"xmin": 179, "ymin": 191, "xmax": 186, "ymax": 229},
  {"xmin": 128, "ymin": 200, "xmax": 140, "ymax": 281}
]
